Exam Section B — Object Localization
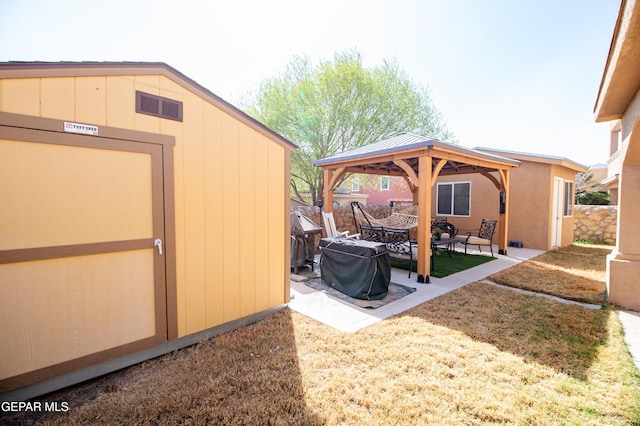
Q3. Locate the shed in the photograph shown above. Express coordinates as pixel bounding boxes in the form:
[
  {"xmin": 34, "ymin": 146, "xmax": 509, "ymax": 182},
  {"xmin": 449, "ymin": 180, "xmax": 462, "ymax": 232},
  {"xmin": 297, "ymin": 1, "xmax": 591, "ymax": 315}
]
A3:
[
  {"xmin": 0, "ymin": 62, "xmax": 295, "ymax": 398},
  {"xmin": 472, "ymin": 148, "xmax": 587, "ymax": 250}
]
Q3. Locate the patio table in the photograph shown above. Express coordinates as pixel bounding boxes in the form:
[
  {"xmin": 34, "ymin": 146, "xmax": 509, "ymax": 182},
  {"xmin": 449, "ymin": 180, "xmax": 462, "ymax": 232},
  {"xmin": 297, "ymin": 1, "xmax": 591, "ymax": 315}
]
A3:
[{"xmin": 431, "ymin": 237, "xmax": 457, "ymax": 258}]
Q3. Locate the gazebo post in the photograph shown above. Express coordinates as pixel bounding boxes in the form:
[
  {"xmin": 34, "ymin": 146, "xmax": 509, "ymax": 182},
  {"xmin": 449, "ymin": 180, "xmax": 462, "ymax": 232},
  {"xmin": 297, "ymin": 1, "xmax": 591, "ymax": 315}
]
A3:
[
  {"xmin": 498, "ymin": 169, "xmax": 510, "ymax": 255},
  {"xmin": 416, "ymin": 155, "xmax": 432, "ymax": 283},
  {"xmin": 323, "ymin": 169, "xmax": 333, "ymax": 213}
]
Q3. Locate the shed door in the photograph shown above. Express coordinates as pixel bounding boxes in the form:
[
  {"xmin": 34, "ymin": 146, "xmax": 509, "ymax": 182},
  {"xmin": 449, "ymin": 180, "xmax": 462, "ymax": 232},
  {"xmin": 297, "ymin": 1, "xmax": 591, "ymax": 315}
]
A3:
[
  {"xmin": 0, "ymin": 126, "xmax": 167, "ymax": 391},
  {"xmin": 551, "ymin": 177, "xmax": 563, "ymax": 248}
]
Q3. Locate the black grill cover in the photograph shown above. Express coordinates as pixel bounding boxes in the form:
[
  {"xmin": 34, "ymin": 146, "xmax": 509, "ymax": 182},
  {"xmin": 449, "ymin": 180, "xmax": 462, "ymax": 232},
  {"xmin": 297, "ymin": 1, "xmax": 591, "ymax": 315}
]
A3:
[
  {"xmin": 291, "ymin": 211, "xmax": 323, "ymax": 269},
  {"xmin": 319, "ymin": 238, "xmax": 391, "ymax": 300}
]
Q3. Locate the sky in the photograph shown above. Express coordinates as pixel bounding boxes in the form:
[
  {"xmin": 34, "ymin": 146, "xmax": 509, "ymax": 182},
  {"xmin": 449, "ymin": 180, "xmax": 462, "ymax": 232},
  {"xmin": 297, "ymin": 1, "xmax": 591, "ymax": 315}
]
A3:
[{"xmin": 0, "ymin": 0, "xmax": 622, "ymax": 167}]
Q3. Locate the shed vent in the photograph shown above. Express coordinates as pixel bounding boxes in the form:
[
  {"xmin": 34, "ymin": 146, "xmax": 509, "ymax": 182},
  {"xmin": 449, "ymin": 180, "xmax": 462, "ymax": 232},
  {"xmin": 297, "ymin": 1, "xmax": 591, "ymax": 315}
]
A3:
[
  {"xmin": 136, "ymin": 91, "xmax": 183, "ymax": 122},
  {"xmin": 162, "ymin": 99, "xmax": 181, "ymax": 120}
]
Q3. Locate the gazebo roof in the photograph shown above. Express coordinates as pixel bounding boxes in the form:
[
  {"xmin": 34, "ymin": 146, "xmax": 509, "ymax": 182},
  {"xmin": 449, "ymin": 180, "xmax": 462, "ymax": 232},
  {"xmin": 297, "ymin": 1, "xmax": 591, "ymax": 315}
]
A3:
[
  {"xmin": 313, "ymin": 133, "xmax": 520, "ymax": 176},
  {"xmin": 314, "ymin": 132, "xmax": 520, "ymax": 283}
]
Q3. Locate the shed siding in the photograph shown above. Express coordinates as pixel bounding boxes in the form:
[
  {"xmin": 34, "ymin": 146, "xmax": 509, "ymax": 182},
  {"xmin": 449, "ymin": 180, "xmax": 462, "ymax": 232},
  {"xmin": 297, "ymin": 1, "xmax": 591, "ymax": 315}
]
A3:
[
  {"xmin": 0, "ymin": 73, "xmax": 290, "ymax": 342},
  {"xmin": 1, "ymin": 78, "xmax": 39, "ymax": 115},
  {"xmin": 267, "ymin": 142, "xmax": 286, "ymax": 305},
  {"xmin": 76, "ymin": 77, "xmax": 107, "ymax": 124},
  {"xmin": 238, "ymin": 123, "xmax": 256, "ymax": 317},
  {"xmin": 183, "ymin": 92, "xmax": 207, "ymax": 335},
  {"xmin": 41, "ymin": 78, "xmax": 75, "ymax": 119},
  {"xmin": 203, "ymin": 102, "xmax": 225, "ymax": 327}
]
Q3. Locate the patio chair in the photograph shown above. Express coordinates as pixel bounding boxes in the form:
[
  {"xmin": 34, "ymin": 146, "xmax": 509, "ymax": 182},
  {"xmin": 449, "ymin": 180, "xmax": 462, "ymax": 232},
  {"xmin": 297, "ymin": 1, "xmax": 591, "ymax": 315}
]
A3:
[
  {"xmin": 322, "ymin": 212, "xmax": 360, "ymax": 239},
  {"xmin": 455, "ymin": 219, "xmax": 498, "ymax": 257}
]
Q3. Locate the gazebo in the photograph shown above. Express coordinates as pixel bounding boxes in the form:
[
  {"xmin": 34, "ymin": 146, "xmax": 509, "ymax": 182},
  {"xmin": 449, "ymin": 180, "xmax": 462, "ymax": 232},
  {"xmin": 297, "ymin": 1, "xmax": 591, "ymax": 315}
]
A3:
[{"xmin": 313, "ymin": 133, "xmax": 520, "ymax": 283}]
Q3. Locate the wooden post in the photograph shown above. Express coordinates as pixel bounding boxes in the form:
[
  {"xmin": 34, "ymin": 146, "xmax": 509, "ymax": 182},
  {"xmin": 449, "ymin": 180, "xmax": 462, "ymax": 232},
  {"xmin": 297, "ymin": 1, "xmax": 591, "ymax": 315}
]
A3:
[
  {"xmin": 498, "ymin": 169, "xmax": 510, "ymax": 255},
  {"xmin": 323, "ymin": 169, "xmax": 333, "ymax": 213},
  {"xmin": 416, "ymin": 155, "xmax": 432, "ymax": 283}
]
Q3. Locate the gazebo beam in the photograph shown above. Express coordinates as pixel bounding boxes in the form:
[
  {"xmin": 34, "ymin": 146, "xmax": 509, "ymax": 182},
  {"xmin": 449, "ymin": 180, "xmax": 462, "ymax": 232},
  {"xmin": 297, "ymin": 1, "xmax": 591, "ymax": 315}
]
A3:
[
  {"xmin": 431, "ymin": 159, "xmax": 447, "ymax": 186},
  {"xmin": 393, "ymin": 159, "xmax": 419, "ymax": 187},
  {"xmin": 401, "ymin": 175, "xmax": 417, "ymax": 194},
  {"xmin": 318, "ymin": 149, "xmax": 515, "ymax": 174},
  {"xmin": 328, "ymin": 167, "xmax": 346, "ymax": 190},
  {"xmin": 479, "ymin": 170, "xmax": 501, "ymax": 190},
  {"xmin": 322, "ymin": 167, "xmax": 349, "ymax": 213}
]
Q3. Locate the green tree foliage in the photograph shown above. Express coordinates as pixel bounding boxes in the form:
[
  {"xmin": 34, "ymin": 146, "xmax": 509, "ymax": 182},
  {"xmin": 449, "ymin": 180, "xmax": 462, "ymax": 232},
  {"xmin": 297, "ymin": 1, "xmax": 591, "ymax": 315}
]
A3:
[
  {"xmin": 242, "ymin": 50, "xmax": 456, "ymax": 205},
  {"xmin": 575, "ymin": 171, "xmax": 610, "ymax": 205}
]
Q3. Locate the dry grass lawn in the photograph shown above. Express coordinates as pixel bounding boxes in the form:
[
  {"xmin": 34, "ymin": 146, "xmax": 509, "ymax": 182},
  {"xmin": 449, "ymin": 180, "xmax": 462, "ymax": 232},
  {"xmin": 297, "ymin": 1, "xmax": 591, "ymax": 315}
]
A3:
[
  {"xmin": 6, "ymin": 244, "xmax": 640, "ymax": 425},
  {"xmin": 488, "ymin": 244, "xmax": 612, "ymax": 305}
]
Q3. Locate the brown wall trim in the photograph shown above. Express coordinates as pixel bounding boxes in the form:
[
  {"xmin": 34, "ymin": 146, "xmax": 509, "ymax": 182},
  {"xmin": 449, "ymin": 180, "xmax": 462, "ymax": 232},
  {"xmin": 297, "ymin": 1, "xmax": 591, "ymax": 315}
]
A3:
[
  {"xmin": 0, "ymin": 239, "xmax": 153, "ymax": 264},
  {"xmin": 162, "ymin": 147, "xmax": 179, "ymax": 341},
  {"xmin": 0, "ymin": 336, "xmax": 157, "ymax": 393},
  {"xmin": 0, "ymin": 111, "xmax": 175, "ymax": 146}
]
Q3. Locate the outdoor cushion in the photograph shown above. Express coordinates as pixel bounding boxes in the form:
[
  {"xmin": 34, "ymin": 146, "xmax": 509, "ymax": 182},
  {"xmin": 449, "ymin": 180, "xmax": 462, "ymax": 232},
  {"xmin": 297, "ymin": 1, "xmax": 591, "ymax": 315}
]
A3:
[
  {"xmin": 466, "ymin": 236, "xmax": 491, "ymax": 246},
  {"xmin": 455, "ymin": 219, "xmax": 497, "ymax": 257}
]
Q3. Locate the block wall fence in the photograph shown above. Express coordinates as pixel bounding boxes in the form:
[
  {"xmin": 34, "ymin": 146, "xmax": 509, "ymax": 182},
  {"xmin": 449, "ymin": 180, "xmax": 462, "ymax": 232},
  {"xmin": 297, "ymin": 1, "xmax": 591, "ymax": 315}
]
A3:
[
  {"xmin": 292, "ymin": 204, "xmax": 617, "ymax": 248},
  {"xmin": 573, "ymin": 205, "xmax": 617, "ymax": 245}
]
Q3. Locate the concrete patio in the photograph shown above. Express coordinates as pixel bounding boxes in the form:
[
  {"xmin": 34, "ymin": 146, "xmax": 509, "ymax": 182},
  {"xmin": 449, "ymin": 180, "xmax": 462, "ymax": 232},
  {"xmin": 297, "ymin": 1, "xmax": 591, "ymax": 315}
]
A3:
[{"xmin": 289, "ymin": 244, "xmax": 544, "ymax": 333}]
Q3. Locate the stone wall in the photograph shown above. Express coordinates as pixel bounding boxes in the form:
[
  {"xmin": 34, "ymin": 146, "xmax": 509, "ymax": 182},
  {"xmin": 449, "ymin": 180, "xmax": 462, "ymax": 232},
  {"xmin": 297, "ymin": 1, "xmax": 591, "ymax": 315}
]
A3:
[
  {"xmin": 573, "ymin": 205, "xmax": 617, "ymax": 244},
  {"xmin": 294, "ymin": 204, "xmax": 618, "ymax": 246},
  {"xmin": 293, "ymin": 204, "xmax": 418, "ymax": 236}
]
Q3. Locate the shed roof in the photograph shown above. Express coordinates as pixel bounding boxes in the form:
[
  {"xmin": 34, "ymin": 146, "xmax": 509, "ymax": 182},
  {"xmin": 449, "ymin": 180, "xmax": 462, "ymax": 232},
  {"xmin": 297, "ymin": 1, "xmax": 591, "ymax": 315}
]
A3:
[
  {"xmin": 0, "ymin": 61, "xmax": 297, "ymax": 151},
  {"xmin": 475, "ymin": 147, "xmax": 588, "ymax": 173}
]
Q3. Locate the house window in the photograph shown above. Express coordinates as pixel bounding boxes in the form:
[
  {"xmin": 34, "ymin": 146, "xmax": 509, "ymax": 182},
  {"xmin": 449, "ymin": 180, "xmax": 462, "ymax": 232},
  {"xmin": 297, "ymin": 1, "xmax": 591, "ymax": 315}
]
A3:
[
  {"xmin": 352, "ymin": 178, "xmax": 360, "ymax": 192},
  {"xmin": 437, "ymin": 182, "xmax": 471, "ymax": 216},
  {"xmin": 564, "ymin": 181, "xmax": 574, "ymax": 216},
  {"xmin": 380, "ymin": 176, "xmax": 390, "ymax": 191}
]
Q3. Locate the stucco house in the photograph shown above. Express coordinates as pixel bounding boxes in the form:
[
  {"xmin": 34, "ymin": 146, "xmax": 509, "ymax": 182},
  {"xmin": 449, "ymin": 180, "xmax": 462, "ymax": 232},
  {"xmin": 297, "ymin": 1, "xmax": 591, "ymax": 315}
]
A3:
[
  {"xmin": 594, "ymin": 0, "xmax": 640, "ymax": 311},
  {"xmin": 0, "ymin": 62, "xmax": 295, "ymax": 399}
]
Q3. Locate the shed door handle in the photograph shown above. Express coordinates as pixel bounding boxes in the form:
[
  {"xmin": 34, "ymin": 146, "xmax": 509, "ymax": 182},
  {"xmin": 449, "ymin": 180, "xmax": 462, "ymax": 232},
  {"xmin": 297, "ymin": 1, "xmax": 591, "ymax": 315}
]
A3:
[{"xmin": 154, "ymin": 239, "xmax": 163, "ymax": 255}]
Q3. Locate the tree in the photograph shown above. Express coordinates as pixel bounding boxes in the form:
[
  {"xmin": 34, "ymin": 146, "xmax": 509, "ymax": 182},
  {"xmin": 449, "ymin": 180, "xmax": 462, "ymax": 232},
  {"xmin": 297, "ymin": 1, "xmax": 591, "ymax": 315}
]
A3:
[
  {"xmin": 242, "ymin": 50, "xmax": 456, "ymax": 206},
  {"xmin": 575, "ymin": 171, "xmax": 610, "ymax": 205}
]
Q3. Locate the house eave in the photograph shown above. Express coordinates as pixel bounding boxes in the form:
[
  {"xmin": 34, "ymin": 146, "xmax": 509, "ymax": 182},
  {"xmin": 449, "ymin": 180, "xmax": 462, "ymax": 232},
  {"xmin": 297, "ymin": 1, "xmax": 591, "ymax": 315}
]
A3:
[{"xmin": 594, "ymin": 0, "xmax": 640, "ymax": 121}]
